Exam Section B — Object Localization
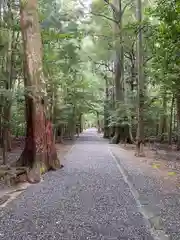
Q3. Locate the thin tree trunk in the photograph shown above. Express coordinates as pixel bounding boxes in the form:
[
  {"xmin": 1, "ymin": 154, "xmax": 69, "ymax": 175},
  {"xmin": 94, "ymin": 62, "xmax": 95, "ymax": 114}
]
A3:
[
  {"xmin": 97, "ymin": 111, "xmax": 101, "ymax": 133},
  {"xmin": 1, "ymin": 1, "xmax": 15, "ymax": 155},
  {"xmin": 158, "ymin": 92, "xmax": 168, "ymax": 141},
  {"xmin": 176, "ymin": 94, "xmax": 180, "ymax": 150},
  {"xmin": 69, "ymin": 106, "xmax": 76, "ymax": 140},
  {"xmin": 57, "ymin": 125, "xmax": 64, "ymax": 143},
  {"xmin": 1, "ymin": 128, "xmax": 7, "ymax": 165},
  {"xmin": 103, "ymin": 75, "xmax": 109, "ymax": 138},
  {"xmin": 79, "ymin": 113, "xmax": 83, "ymax": 133},
  {"xmin": 173, "ymin": 103, "xmax": 176, "ymax": 132},
  {"xmin": 3, "ymin": 104, "xmax": 12, "ymax": 152},
  {"xmin": 169, "ymin": 94, "xmax": 174, "ymax": 145}
]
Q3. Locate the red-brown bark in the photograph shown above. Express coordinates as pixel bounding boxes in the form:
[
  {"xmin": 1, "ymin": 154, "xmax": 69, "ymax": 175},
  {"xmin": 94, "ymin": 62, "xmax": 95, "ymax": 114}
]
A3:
[
  {"xmin": 17, "ymin": 97, "xmax": 61, "ymax": 183},
  {"xmin": 17, "ymin": 0, "xmax": 61, "ymax": 183}
]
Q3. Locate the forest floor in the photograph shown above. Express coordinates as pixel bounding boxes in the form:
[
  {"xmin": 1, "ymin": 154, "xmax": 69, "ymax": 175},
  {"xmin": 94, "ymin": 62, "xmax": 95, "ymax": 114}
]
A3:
[
  {"xmin": 121, "ymin": 143, "xmax": 180, "ymax": 173},
  {"xmin": 117, "ymin": 142, "xmax": 180, "ymax": 190},
  {"xmin": 0, "ymin": 130, "xmax": 180, "ymax": 239},
  {"xmin": 0, "ymin": 138, "xmax": 73, "ymax": 206}
]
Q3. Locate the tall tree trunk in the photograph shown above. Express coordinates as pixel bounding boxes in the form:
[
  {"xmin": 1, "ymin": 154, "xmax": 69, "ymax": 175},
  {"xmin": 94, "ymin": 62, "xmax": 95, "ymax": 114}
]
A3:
[
  {"xmin": 1, "ymin": 1, "xmax": 17, "ymax": 156},
  {"xmin": 135, "ymin": 0, "xmax": 145, "ymax": 156},
  {"xmin": 17, "ymin": 0, "xmax": 61, "ymax": 183},
  {"xmin": 110, "ymin": 0, "xmax": 124, "ymax": 144},
  {"xmin": 124, "ymin": 59, "xmax": 134, "ymax": 144}
]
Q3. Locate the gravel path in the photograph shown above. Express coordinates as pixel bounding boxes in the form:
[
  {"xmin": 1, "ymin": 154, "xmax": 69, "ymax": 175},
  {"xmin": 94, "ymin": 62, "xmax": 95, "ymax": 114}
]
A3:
[
  {"xmin": 0, "ymin": 129, "xmax": 153, "ymax": 240},
  {"xmin": 110, "ymin": 145, "xmax": 180, "ymax": 240}
]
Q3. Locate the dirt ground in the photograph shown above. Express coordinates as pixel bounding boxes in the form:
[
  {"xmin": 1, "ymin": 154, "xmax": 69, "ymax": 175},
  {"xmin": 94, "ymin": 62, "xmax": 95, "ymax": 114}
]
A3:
[
  {"xmin": 0, "ymin": 137, "xmax": 73, "ymax": 191},
  {"xmin": 120, "ymin": 143, "xmax": 180, "ymax": 188}
]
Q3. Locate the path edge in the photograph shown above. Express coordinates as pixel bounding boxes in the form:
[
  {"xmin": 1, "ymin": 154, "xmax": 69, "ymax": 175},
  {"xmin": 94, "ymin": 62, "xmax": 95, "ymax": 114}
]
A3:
[{"xmin": 108, "ymin": 147, "xmax": 170, "ymax": 240}]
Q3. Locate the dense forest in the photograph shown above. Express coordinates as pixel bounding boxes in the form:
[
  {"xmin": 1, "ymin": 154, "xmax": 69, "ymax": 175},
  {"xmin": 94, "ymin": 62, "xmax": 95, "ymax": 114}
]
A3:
[{"xmin": 0, "ymin": 0, "xmax": 179, "ymax": 182}]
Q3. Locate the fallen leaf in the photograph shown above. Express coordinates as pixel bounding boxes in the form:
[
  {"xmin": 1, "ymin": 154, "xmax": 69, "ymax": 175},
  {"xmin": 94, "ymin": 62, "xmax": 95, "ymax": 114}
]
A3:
[
  {"xmin": 168, "ymin": 171, "xmax": 176, "ymax": 176},
  {"xmin": 152, "ymin": 163, "xmax": 161, "ymax": 169}
]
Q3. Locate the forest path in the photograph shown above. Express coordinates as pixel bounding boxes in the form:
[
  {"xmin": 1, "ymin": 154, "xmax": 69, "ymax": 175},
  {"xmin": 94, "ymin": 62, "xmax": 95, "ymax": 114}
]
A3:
[{"xmin": 0, "ymin": 129, "xmax": 154, "ymax": 240}]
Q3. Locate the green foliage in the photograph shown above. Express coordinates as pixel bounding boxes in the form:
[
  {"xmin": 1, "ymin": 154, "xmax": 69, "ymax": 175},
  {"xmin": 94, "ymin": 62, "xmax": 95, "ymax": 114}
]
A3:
[
  {"xmin": 0, "ymin": 0, "xmax": 179, "ymax": 144},
  {"xmin": 149, "ymin": 0, "xmax": 180, "ymax": 93}
]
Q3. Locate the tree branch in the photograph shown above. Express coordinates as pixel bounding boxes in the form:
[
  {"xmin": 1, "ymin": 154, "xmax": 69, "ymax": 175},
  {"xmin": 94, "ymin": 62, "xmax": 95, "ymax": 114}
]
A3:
[
  {"xmin": 144, "ymin": 56, "xmax": 153, "ymax": 64},
  {"xmin": 104, "ymin": 0, "xmax": 133, "ymax": 23},
  {"xmin": 88, "ymin": 56, "xmax": 114, "ymax": 73},
  {"xmin": 104, "ymin": 0, "xmax": 118, "ymax": 15},
  {"xmin": 89, "ymin": 1, "xmax": 133, "ymax": 26},
  {"xmin": 90, "ymin": 12, "xmax": 118, "ymax": 23},
  {"xmin": 124, "ymin": 52, "xmax": 132, "ymax": 60}
]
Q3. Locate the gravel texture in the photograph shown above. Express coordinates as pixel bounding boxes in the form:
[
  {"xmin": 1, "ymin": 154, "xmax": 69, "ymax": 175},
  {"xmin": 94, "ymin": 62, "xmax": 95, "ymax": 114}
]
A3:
[
  {"xmin": 0, "ymin": 129, "xmax": 153, "ymax": 240},
  {"xmin": 110, "ymin": 145, "xmax": 180, "ymax": 240}
]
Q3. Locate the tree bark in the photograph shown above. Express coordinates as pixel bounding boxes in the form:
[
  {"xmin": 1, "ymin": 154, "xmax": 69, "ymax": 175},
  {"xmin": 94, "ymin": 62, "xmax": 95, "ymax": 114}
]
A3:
[
  {"xmin": 1, "ymin": 1, "xmax": 18, "ymax": 154},
  {"xmin": 57, "ymin": 125, "xmax": 64, "ymax": 143},
  {"xmin": 3, "ymin": 105, "xmax": 12, "ymax": 152},
  {"xmin": 17, "ymin": 0, "xmax": 61, "ymax": 182},
  {"xmin": 79, "ymin": 113, "xmax": 83, "ymax": 133},
  {"xmin": 69, "ymin": 106, "xmax": 76, "ymax": 140},
  {"xmin": 103, "ymin": 75, "xmax": 109, "ymax": 138},
  {"xmin": 1, "ymin": 128, "xmax": 7, "ymax": 165},
  {"xmin": 168, "ymin": 94, "xmax": 174, "ymax": 145},
  {"xmin": 97, "ymin": 111, "xmax": 101, "ymax": 133},
  {"xmin": 173, "ymin": 102, "xmax": 177, "ymax": 133},
  {"xmin": 111, "ymin": 0, "xmax": 124, "ymax": 144},
  {"xmin": 135, "ymin": 0, "xmax": 145, "ymax": 157},
  {"xmin": 159, "ymin": 92, "xmax": 168, "ymax": 141},
  {"xmin": 176, "ymin": 94, "xmax": 180, "ymax": 150}
]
